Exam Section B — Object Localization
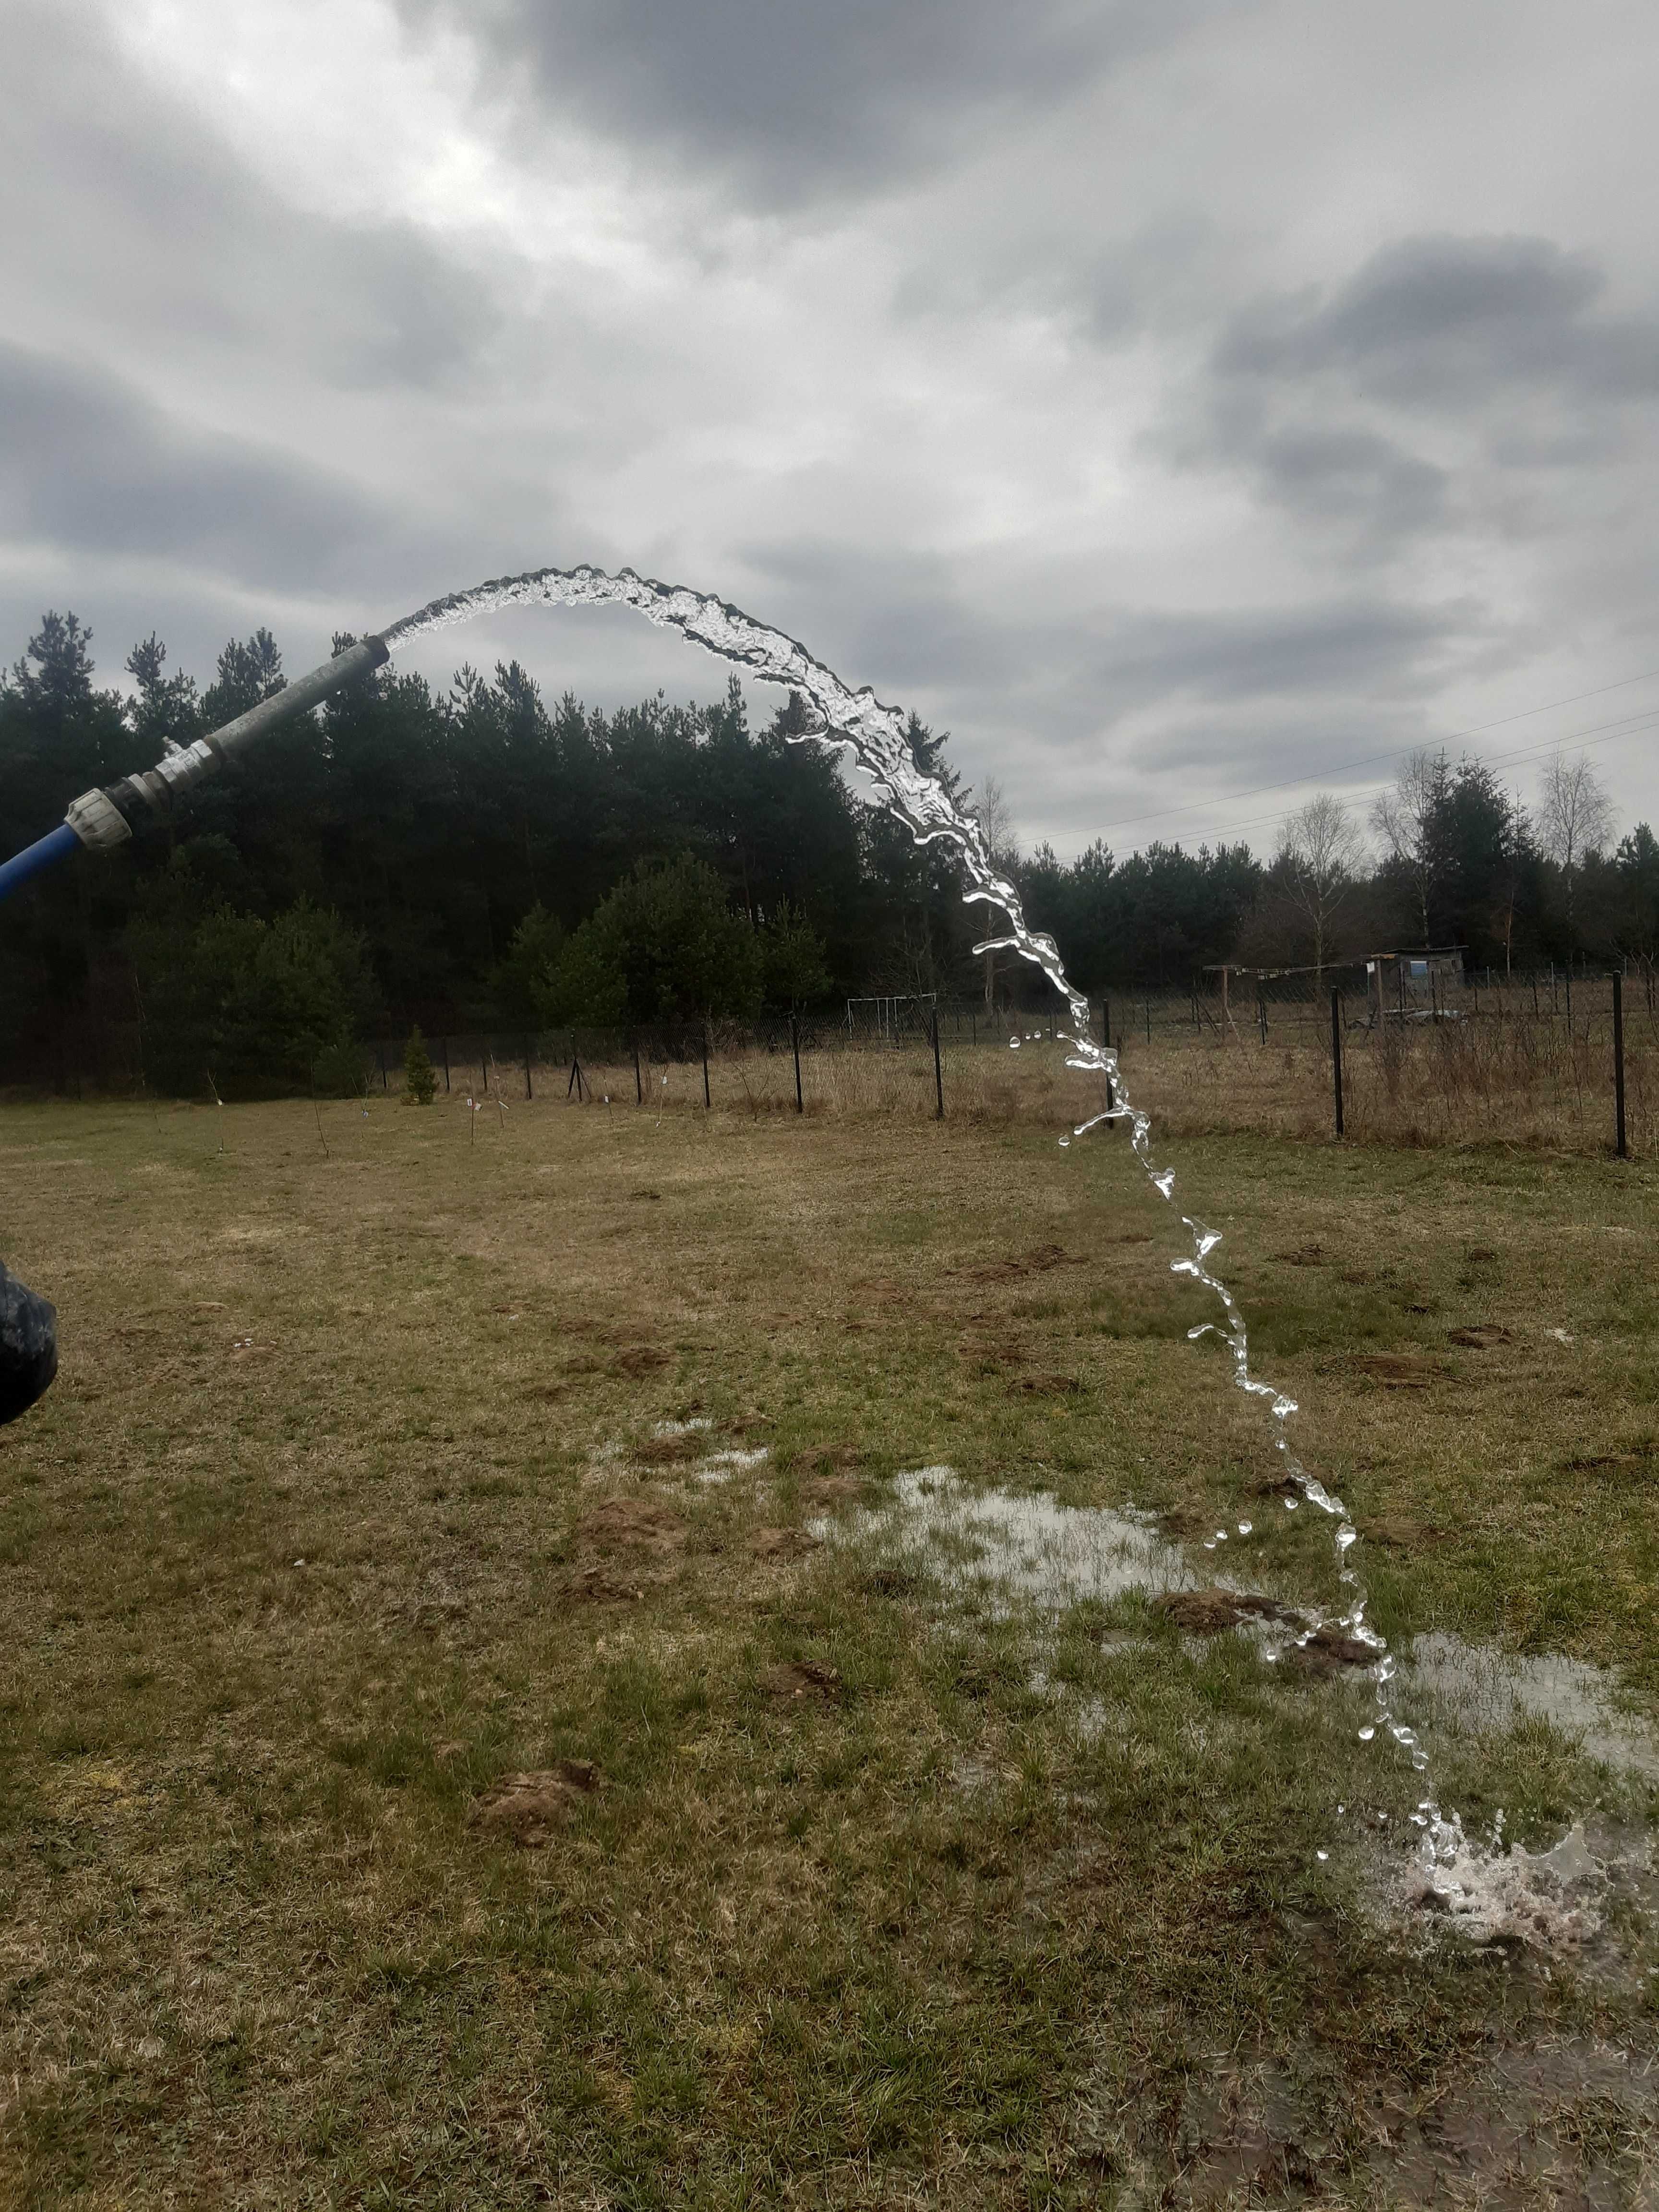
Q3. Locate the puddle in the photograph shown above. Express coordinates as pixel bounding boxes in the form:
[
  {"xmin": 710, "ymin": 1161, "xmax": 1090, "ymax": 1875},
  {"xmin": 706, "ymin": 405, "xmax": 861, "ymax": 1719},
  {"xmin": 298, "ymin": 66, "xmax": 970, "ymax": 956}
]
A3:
[
  {"xmin": 695, "ymin": 1446, "xmax": 770, "ymax": 1486},
  {"xmin": 1385, "ymin": 1816, "xmax": 1614, "ymax": 1950},
  {"xmin": 1406, "ymin": 1631, "xmax": 1659, "ymax": 1779},
  {"xmin": 811, "ymin": 1465, "xmax": 1199, "ymax": 1618},
  {"xmin": 1068, "ymin": 2026, "xmax": 1659, "ymax": 2209}
]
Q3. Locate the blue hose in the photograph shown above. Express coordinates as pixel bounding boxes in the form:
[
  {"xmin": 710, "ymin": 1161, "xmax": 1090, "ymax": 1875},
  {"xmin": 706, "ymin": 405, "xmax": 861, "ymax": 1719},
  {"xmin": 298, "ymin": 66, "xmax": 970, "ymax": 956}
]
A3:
[{"xmin": 0, "ymin": 821, "xmax": 80, "ymax": 906}]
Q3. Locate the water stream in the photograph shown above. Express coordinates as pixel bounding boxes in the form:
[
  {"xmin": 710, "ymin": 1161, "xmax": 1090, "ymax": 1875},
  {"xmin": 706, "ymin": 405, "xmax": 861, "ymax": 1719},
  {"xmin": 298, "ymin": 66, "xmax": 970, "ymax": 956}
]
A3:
[{"xmin": 385, "ymin": 562, "xmax": 1482, "ymax": 1893}]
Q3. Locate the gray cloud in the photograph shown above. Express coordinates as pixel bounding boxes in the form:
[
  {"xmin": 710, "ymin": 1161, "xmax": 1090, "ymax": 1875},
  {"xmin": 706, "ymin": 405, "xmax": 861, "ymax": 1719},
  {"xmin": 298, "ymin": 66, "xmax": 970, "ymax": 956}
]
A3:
[
  {"xmin": 0, "ymin": 4, "xmax": 502, "ymax": 394},
  {"xmin": 1177, "ymin": 232, "xmax": 1659, "ymax": 556},
  {"xmin": 0, "ymin": 341, "xmax": 389, "ymax": 588},
  {"xmin": 5, "ymin": 1, "xmax": 1659, "ymax": 855},
  {"xmin": 405, "ymin": 0, "xmax": 1248, "ymax": 203},
  {"xmin": 1218, "ymin": 234, "xmax": 1659, "ymax": 410}
]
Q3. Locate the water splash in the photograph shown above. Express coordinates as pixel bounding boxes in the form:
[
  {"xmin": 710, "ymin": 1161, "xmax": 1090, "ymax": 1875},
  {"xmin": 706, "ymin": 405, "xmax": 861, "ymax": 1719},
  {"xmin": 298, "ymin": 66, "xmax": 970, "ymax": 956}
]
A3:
[{"xmin": 385, "ymin": 562, "xmax": 1463, "ymax": 1888}]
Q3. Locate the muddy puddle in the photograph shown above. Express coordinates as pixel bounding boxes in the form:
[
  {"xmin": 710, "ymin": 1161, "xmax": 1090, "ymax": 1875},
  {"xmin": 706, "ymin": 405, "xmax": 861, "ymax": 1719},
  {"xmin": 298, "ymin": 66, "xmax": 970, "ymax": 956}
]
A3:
[
  {"xmin": 1404, "ymin": 1631, "xmax": 1659, "ymax": 1780},
  {"xmin": 818, "ymin": 1466, "xmax": 1659, "ymax": 1962}
]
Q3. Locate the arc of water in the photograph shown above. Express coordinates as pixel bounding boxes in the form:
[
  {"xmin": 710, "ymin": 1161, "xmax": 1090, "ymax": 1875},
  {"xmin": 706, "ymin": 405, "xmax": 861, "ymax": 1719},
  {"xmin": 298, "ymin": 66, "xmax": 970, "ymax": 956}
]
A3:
[{"xmin": 385, "ymin": 561, "xmax": 1460, "ymax": 1874}]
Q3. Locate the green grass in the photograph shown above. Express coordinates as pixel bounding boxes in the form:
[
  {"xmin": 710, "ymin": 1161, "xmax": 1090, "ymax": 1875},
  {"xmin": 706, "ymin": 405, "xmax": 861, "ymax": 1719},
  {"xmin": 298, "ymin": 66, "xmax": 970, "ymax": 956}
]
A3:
[{"xmin": 0, "ymin": 1088, "xmax": 1657, "ymax": 2205}]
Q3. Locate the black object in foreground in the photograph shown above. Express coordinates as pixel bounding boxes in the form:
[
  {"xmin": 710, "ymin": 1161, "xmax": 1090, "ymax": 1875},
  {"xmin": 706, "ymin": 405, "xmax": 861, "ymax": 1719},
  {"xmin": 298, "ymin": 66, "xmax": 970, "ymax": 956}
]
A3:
[{"xmin": 0, "ymin": 1263, "xmax": 58, "ymax": 1425}]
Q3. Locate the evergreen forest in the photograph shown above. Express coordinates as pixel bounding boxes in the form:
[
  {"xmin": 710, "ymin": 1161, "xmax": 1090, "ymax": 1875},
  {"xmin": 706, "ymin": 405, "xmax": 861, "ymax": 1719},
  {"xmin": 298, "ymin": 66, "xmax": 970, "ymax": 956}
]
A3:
[{"xmin": 2, "ymin": 613, "xmax": 1656, "ymax": 1094}]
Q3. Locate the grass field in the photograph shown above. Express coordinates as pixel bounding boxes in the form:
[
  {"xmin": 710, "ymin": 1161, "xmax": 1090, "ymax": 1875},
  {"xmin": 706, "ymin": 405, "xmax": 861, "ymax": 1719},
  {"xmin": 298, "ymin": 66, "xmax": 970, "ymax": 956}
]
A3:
[{"xmin": 2, "ymin": 1069, "xmax": 1658, "ymax": 2206}]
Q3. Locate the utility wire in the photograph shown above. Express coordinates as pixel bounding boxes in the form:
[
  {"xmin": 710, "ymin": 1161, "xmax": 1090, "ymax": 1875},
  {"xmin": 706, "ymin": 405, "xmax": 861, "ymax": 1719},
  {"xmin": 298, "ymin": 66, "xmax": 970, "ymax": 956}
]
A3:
[
  {"xmin": 1102, "ymin": 663, "xmax": 1659, "ymax": 838},
  {"xmin": 1118, "ymin": 712, "xmax": 1659, "ymax": 858},
  {"xmin": 1109, "ymin": 697, "xmax": 1659, "ymax": 859}
]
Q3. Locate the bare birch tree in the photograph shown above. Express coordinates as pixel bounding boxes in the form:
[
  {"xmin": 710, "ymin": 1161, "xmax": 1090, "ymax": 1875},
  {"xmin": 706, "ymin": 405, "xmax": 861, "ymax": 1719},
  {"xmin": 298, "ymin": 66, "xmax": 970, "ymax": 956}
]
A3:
[
  {"xmin": 1537, "ymin": 751, "xmax": 1613, "ymax": 957},
  {"xmin": 1370, "ymin": 749, "xmax": 1449, "ymax": 945},
  {"xmin": 973, "ymin": 776, "xmax": 1020, "ymax": 1010},
  {"xmin": 1276, "ymin": 793, "xmax": 1366, "ymax": 979}
]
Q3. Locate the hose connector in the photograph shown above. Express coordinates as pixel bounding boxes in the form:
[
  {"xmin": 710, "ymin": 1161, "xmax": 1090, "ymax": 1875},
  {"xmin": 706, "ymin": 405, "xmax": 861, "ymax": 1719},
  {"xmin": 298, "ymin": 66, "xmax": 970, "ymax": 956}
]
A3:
[{"xmin": 60, "ymin": 633, "xmax": 389, "ymax": 853}]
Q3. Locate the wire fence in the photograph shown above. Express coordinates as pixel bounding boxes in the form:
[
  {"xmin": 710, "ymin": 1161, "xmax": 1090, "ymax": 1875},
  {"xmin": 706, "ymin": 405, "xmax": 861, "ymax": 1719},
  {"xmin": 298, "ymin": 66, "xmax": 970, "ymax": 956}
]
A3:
[
  {"xmin": 1105, "ymin": 963, "xmax": 1652, "ymax": 1158},
  {"xmin": 360, "ymin": 1001, "xmax": 1081, "ymax": 1126},
  {"xmin": 6, "ymin": 965, "xmax": 1651, "ymax": 1158}
]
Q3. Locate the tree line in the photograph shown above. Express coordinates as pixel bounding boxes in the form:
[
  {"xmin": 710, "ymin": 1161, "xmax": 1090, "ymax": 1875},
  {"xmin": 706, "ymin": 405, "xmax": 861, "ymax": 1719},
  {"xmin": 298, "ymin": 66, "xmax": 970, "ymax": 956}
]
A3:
[{"xmin": 0, "ymin": 612, "xmax": 1653, "ymax": 1094}]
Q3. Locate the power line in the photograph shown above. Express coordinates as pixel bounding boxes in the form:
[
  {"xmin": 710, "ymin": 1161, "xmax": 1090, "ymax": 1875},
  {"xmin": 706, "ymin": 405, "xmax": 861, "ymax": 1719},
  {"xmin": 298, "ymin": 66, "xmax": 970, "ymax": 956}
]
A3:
[
  {"xmin": 1101, "ymin": 662, "xmax": 1659, "ymax": 838},
  {"xmin": 1108, "ymin": 701, "xmax": 1659, "ymax": 860}
]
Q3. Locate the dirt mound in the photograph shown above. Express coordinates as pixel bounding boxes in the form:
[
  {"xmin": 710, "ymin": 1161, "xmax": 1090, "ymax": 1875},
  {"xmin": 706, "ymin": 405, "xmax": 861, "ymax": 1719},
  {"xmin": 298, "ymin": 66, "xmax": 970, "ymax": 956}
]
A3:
[
  {"xmin": 1368, "ymin": 1516, "xmax": 1443, "ymax": 1550},
  {"xmin": 561, "ymin": 1498, "xmax": 687, "ymax": 1603},
  {"xmin": 1154, "ymin": 1588, "xmax": 1298, "ymax": 1633},
  {"xmin": 1448, "ymin": 1322, "xmax": 1512, "ymax": 1348},
  {"xmin": 469, "ymin": 1762, "xmax": 600, "ymax": 1847},
  {"xmin": 859, "ymin": 1565, "xmax": 922, "ymax": 1598},
  {"xmin": 1350, "ymin": 1352, "xmax": 1446, "ymax": 1387},
  {"xmin": 635, "ymin": 1430, "xmax": 713, "ymax": 1466},
  {"xmin": 749, "ymin": 1526, "xmax": 817, "ymax": 1560},
  {"xmin": 575, "ymin": 1499, "xmax": 685, "ymax": 1555},
  {"xmin": 763, "ymin": 1659, "xmax": 843, "ymax": 1705},
  {"xmin": 801, "ymin": 1473, "xmax": 865, "ymax": 1507},
  {"xmin": 963, "ymin": 1241, "xmax": 1078, "ymax": 1283},
  {"xmin": 610, "ymin": 1344, "xmax": 671, "ymax": 1377},
  {"xmin": 1277, "ymin": 1242, "xmax": 1326, "ymax": 1267},
  {"xmin": 1293, "ymin": 1626, "xmax": 1379, "ymax": 1671},
  {"xmin": 561, "ymin": 1563, "xmax": 647, "ymax": 1604}
]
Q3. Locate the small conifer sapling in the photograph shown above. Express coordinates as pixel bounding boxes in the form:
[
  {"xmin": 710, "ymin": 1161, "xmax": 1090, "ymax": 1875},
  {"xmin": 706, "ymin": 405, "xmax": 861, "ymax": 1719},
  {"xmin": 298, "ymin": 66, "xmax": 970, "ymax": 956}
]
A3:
[{"xmin": 403, "ymin": 1026, "xmax": 437, "ymax": 1106}]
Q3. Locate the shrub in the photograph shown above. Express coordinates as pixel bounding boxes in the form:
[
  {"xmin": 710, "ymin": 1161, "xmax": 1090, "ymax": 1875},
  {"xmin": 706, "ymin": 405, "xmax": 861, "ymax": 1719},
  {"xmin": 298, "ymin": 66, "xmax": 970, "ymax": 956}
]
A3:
[
  {"xmin": 131, "ymin": 890, "xmax": 381, "ymax": 1096},
  {"xmin": 534, "ymin": 856, "xmax": 763, "ymax": 1025}
]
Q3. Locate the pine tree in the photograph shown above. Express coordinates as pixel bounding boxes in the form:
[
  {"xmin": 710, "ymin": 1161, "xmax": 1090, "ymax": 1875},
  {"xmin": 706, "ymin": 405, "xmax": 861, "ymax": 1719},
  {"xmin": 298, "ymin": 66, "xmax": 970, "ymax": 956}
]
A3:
[{"xmin": 403, "ymin": 1025, "xmax": 436, "ymax": 1106}]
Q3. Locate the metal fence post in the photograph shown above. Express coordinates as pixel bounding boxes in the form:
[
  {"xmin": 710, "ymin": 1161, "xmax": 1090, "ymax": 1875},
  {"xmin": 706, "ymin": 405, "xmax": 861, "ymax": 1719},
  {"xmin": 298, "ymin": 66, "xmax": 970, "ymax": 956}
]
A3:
[
  {"xmin": 1331, "ymin": 987, "xmax": 1344, "ymax": 1138},
  {"xmin": 523, "ymin": 1034, "xmax": 534, "ymax": 1100},
  {"xmin": 1102, "ymin": 997, "xmax": 1111, "ymax": 1049},
  {"xmin": 931, "ymin": 1004, "xmax": 944, "ymax": 1119},
  {"xmin": 441, "ymin": 1035, "xmax": 450, "ymax": 1093},
  {"xmin": 791, "ymin": 1014, "xmax": 804, "ymax": 1112},
  {"xmin": 702, "ymin": 1023, "xmax": 711, "ymax": 1109},
  {"xmin": 1614, "ymin": 971, "xmax": 1628, "ymax": 1159},
  {"xmin": 633, "ymin": 1037, "xmax": 642, "ymax": 1106}
]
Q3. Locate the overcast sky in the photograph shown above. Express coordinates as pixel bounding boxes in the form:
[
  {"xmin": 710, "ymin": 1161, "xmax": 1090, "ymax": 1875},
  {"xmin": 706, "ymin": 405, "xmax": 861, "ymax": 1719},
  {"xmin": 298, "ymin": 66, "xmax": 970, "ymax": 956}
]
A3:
[{"xmin": 4, "ymin": 0, "xmax": 1657, "ymax": 859}]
